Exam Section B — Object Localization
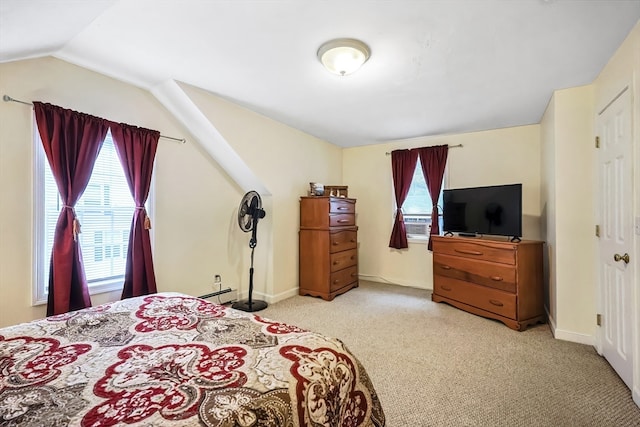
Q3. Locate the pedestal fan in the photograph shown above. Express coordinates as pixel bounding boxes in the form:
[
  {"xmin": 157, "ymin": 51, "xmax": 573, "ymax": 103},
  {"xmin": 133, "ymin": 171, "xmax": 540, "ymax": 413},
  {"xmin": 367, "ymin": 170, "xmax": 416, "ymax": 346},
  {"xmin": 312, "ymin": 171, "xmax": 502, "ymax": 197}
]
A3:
[{"xmin": 232, "ymin": 191, "xmax": 268, "ymax": 312}]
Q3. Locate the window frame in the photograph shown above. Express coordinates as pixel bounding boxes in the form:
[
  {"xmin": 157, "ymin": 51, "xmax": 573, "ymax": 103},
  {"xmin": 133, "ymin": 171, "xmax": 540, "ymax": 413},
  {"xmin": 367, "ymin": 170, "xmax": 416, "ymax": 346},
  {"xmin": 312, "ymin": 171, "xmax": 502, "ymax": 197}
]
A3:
[
  {"xmin": 32, "ymin": 121, "xmax": 156, "ymax": 306},
  {"xmin": 399, "ymin": 158, "xmax": 448, "ymax": 243}
]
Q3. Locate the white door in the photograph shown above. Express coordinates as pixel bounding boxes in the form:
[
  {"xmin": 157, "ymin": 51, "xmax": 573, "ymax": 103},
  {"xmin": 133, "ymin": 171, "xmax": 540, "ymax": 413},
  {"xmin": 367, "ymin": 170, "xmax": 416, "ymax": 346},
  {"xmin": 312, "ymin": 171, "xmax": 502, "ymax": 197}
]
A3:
[{"xmin": 597, "ymin": 87, "xmax": 634, "ymax": 389}]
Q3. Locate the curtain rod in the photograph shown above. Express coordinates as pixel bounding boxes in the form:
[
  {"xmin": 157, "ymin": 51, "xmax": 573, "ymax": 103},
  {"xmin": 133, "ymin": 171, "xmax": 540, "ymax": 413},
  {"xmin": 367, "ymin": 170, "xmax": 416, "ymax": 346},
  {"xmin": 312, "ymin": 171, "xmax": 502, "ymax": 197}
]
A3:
[
  {"xmin": 3, "ymin": 95, "xmax": 186, "ymax": 144},
  {"xmin": 385, "ymin": 144, "xmax": 462, "ymax": 155}
]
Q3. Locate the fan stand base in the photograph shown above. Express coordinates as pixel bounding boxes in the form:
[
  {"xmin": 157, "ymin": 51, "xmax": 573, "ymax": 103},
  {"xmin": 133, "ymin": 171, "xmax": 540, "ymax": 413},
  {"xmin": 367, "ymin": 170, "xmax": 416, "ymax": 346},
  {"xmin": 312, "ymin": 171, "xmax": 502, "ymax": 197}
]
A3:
[{"xmin": 232, "ymin": 299, "xmax": 268, "ymax": 312}]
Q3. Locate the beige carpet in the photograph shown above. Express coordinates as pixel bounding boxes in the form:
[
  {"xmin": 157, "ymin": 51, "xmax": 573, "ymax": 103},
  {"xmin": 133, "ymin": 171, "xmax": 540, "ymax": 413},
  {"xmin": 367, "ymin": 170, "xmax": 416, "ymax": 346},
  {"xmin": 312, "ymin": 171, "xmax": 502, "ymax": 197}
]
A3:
[{"xmin": 260, "ymin": 280, "xmax": 640, "ymax": 427}]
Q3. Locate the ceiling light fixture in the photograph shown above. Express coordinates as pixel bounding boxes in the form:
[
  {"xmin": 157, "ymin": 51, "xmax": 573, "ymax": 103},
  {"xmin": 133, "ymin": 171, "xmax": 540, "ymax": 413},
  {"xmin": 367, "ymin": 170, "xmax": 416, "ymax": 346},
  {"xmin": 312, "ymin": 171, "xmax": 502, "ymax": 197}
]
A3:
[{"xmin": 317, "ymin": 38, "xmax": 370, "ymax": 76}]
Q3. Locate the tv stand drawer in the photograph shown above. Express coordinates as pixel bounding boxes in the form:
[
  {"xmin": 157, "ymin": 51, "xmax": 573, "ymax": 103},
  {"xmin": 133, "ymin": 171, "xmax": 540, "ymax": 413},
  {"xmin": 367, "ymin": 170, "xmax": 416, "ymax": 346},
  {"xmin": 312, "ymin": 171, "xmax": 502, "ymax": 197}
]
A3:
[
  {"xmin": 434, "ymin": 253, "xmax": 516, "ymax": 293},
  {"xmin": 434, "ymin": 277, "xmax": 516, "ymax": 318},
  {"xmin": 432, "ymin": 238, "xmax": 516, "ymax": 265}
]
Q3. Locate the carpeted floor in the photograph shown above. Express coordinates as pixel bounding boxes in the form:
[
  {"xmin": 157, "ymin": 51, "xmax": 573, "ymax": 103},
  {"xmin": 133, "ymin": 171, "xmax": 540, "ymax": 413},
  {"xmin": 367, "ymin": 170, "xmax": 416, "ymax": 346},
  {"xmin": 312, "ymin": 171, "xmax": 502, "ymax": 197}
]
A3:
[{"xmin": 260, "ymin": 280, "xmax": 640, "ymax": 427}]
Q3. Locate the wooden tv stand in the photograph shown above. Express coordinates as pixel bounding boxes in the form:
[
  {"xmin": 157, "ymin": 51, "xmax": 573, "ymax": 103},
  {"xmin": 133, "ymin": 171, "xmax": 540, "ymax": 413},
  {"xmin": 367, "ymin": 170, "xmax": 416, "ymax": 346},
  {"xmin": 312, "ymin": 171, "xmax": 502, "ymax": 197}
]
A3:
[{"xmin": 431, "ymin": 235, "xmax": 545, "ymax": 331}]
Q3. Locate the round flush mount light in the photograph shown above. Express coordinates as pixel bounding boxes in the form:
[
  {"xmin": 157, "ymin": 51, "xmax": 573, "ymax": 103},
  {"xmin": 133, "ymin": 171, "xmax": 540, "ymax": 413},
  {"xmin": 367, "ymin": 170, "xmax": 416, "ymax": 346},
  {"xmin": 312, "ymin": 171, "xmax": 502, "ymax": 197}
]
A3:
[{"xmin": 317, "ymin": 38, "xmax": 370, "ymax": 76}]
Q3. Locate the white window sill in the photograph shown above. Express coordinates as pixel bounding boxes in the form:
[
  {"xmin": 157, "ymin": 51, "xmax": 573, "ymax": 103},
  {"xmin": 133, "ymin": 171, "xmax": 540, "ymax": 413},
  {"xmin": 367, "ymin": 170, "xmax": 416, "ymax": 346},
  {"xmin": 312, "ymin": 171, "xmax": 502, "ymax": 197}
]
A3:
[
  {"xmin": 407, "ymin": 235, "xmax": 430, "ymax": 244},
  {"xmin": 33, "ymin": 278, "xmax": 123, "ymax": 306},
  {"xmin": 90, "ymin": 277, "xmax": 124, "ymax": 296}
]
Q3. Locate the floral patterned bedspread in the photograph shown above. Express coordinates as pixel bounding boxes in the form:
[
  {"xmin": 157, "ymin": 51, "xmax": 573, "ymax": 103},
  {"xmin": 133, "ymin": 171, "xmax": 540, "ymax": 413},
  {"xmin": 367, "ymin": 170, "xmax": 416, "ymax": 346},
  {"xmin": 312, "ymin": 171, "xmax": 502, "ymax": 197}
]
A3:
[{"xmin": 0, "ymin": 293, "xmax": 385, "ymax": 426}]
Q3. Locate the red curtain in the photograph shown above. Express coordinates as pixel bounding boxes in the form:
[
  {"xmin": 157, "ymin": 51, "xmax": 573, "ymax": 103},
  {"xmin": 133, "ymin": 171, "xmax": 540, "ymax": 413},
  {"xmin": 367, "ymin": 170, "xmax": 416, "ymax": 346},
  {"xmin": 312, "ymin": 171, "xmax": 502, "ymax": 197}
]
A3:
[
  {"xmin": 33, "ymin": 102, "xmax": 109, "ymax": 316},
  {"xmin": 110, "ymin": 122, "xmax": 160, "ymax": 299},
  {"xmin": 389, "ymin": 149, "xmax": 419, "ymax": 249},
  {"xmin": 417, "ymin": 145, "xmax": 449, "ymax": 250}
]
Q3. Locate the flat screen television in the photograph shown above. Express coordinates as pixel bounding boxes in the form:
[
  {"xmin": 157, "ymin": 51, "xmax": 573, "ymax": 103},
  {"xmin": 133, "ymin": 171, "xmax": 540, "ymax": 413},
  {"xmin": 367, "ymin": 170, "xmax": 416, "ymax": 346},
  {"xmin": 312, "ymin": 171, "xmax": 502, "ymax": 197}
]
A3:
[{"xmin": 442, "ymin": 184, "xmax": 522, "ymax": 238}]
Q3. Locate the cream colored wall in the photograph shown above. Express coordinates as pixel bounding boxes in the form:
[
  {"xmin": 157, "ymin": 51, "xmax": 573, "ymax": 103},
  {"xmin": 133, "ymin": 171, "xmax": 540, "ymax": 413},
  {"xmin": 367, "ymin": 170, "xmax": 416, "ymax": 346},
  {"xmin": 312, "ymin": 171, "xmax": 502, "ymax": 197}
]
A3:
[
  {"xmin": 592, "ymin": 19, "xmax": 640, "ymax": 406},
  {"xmin": 343, "ymin": 125, "xmax": 541, "ymax": 289},
  {"xmin": 152, "ymin": 124, "xmax": 245, "ymax": 303},
  {"xmin": 547, "ymin": 85, "xmax": 596, "ymax": 342},
  {"xmin": 0, "ymin": 57, "xmax": 342, "ymax": 327},
  {"xmin": 540, "ymin": 93, "xmax": 557, "ymax": 324},
  {"xmin": 178, "ymin": 83, "xmax": 343, "ymax": 300}
]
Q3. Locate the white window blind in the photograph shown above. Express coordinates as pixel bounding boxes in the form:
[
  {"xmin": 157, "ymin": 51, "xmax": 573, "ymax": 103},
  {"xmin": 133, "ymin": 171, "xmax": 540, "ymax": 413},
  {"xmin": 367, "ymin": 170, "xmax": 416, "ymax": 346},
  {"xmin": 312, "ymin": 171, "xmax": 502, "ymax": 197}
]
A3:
[
  {"xmin": 402, "ymin": 158, "xmax": 444, "ymax": 237},
  {"xmin": 41, "ymin": 131, "xmax": 133, "ymax": 294}
]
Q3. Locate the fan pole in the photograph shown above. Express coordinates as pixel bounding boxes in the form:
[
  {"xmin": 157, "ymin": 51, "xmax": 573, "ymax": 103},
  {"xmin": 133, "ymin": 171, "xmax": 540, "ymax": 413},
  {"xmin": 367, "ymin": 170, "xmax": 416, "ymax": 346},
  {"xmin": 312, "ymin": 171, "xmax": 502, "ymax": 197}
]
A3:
[
  {"xmin": 248, "ymin": 245, "xmax": 255, "ymax": 306},
  {"xmin": 233, "ymin": 245, "xmax": 267, "ymax": 312},
  {"xmin": 233, "ymin": 197, "xmax": 268, "ymax": 312}
]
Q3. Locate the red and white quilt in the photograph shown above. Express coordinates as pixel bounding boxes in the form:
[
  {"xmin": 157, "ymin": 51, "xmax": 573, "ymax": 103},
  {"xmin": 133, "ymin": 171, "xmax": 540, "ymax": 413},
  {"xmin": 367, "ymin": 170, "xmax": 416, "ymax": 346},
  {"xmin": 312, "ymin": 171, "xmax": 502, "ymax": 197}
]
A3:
[{"xmin": 0, "ymin": 293, "xmax": 385, "ymax": 426}]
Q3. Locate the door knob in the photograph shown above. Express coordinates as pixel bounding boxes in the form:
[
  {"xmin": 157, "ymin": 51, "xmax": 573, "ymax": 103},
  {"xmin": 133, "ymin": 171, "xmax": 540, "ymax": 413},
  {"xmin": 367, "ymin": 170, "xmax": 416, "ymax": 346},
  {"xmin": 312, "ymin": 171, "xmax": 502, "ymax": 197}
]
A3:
[{"xmin": 613, "ymin": 253, "xmax": 630, "ymax": 264}]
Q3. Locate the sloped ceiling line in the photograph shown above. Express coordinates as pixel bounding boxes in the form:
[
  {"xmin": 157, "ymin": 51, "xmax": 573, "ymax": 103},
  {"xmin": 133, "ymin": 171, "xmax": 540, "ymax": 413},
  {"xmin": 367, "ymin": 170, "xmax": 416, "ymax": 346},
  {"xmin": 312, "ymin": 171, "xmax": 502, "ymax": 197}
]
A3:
[{"xmin": 151, "ymin": 80, "xmax": 270, "ymax": 196}]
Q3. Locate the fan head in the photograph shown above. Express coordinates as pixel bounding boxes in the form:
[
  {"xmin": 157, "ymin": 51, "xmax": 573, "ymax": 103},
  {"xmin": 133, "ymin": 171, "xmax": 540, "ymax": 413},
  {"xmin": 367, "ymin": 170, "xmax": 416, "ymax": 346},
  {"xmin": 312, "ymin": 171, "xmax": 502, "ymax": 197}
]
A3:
[{"xmin": 238, "ymin": 191, "xmax": 262, "ymax": 232}]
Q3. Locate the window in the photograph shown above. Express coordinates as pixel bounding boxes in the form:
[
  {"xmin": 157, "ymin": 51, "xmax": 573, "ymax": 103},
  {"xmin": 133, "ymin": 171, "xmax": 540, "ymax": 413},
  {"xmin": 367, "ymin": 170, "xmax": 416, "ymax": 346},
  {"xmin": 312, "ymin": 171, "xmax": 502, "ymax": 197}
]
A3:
[
  {"xmin": 34, "ymin": 129, "xmax": 134, "ymax": 304},
  {"xmin": 402, "ymin": 158, "xmax": 445, "ymax": 239}
]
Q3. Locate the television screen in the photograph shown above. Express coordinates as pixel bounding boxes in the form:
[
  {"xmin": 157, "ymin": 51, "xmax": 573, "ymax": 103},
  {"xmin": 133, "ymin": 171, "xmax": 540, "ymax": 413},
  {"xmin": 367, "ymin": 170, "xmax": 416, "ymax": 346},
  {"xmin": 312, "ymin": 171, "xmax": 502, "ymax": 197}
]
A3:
[{"xmin": 442, "ymin": 184, "xmax": 522, "ymax": 238}]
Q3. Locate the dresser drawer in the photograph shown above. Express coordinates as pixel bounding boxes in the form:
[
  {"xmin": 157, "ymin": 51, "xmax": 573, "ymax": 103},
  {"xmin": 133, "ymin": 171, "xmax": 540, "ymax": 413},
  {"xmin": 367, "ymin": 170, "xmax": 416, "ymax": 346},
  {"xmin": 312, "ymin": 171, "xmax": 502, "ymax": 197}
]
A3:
[
  {"xmin": 330, "ymin": 199, "xmax": 355, "ymax": 214},
  {"xmin": 329, "ymin": 213, "xmax": 355, "ymax": 227},
  {"xmin": 432, "ymin": 238, "xmax": 516, "ymax": 265},
  {"xmin": 434, "ymin": 277, "xmax": 516, "ymax": 318},
  {"xmin": 329, "ymin": 230, "xmax": 357, "ymax": 253},
  {"xmin": 330, "ymin": 249, "xmax": 357, "ymax": 272},
  {"xmin": 300, "ymin": 197, "xmax": 356, "ymax": 229},
  {"xmin": 330, "ymin": 265, "xmax": 358, "ymax": 292},
  {"xmin": 434, "ymin": 253, "xmax": 516, "ymax": 293}
]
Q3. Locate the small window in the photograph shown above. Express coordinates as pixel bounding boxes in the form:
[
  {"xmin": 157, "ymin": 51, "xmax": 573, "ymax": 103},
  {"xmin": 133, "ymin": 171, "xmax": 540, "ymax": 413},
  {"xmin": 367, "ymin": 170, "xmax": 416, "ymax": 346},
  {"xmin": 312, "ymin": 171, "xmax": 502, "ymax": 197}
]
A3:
[
  {"xmin": 401, "ymin": 158, "xmax": 444, "ymax": 239},
  {"xmin": 34, "ymin": 130, "xmax": 135, "ymax": 304}
]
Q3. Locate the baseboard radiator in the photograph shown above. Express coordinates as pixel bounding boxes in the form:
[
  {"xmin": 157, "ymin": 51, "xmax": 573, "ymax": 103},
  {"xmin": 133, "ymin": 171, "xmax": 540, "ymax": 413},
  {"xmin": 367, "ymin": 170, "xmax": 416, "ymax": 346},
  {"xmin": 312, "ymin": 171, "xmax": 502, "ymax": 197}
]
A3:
[{"xmin": 199, "ymin": 288, "xmax": 238, "ymax": 305}]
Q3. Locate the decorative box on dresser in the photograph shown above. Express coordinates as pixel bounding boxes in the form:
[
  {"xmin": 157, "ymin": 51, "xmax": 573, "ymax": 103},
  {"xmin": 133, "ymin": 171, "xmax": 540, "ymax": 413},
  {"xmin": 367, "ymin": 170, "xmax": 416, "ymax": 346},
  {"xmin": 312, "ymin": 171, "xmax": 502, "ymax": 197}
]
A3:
[
  {"xmin": 299, "ymin": 196, "xmax": 358, "ymax": 301},
  {"xmin": 431, "ymin": 235, "xmax": 545, "ymax": 331}
]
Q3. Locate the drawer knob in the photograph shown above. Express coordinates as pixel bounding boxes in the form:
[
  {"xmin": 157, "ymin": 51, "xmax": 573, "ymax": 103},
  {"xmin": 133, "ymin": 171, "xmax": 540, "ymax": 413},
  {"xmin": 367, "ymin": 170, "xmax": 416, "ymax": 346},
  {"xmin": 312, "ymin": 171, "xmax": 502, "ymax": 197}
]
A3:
[
  {"xmin": 350, "ymin": 256, "xmax": 355, "ymax": 260},
  {"xmin": 332, "ymin": 241, "xmax": 340, "ymax": 246},
  {"xmin": 337, "ymin": 206, "xmax": 349, "ymax": 210},
  {"xmin": 455, "ymin": 249, "xmax": 483, "ymax": 256},
  {"xmin": 441, "ymin": 285, "xmax": 452, "ymax": 291},
  {"xmin": 350, "ymin": 239, "xmax": 356, "ymax": 242},
  {"xmin": 489, "ymin": 299, "xmax": 504, "ymax": 307},
  {"xmin": 490, "ymin": 276, "xmax": 503, "ymax": 282},
  {"xmin": 333, "ymin": 279, "xmax": 340, "ymax": 284},
  {"xmin": 440, "ymin": 265, "xmax": 451, "ymax": 270},
  {"xmin": 333, "ymin": 261, "xmax": 339, "ymax": 265},
  {"xmin": 337, "ymin": 219, "xmax": 350, "ymax": 223},
  {"xmin": 351, "ymin": 272, "xmax": 357, "ymax": 277}
]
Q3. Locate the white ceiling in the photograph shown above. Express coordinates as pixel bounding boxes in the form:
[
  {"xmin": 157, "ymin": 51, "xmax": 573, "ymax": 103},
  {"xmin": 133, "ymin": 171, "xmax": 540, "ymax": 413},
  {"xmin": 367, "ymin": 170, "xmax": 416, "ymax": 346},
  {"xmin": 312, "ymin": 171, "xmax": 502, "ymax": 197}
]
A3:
[{"xmin": 1, "ymin": 0, "xmax": 639, "ymax": 147}]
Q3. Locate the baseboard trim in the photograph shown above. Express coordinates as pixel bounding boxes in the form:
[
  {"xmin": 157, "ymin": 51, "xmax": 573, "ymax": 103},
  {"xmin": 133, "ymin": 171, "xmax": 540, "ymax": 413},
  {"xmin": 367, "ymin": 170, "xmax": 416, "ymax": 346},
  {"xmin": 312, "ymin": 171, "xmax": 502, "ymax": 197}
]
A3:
[
  {"xmin": 634, "ymin": 385, "xmax": 640, "ymax": 408},
  {"xmin": 545, "ymin": 305, "xmax": 595, "ymax": 346},
  {"xmin": 358, "ymin": 274, "xmax": 431, "ymax": 290},
  {"xmin": 246, "ymin": 287, "xmax": 298, "ymax": 305},
  {"xmin": 268, "ymin": 287, "xmax": 299, "ymax": 304},
  {"xmin": 243, "ymin": 276, "xmax": 428, "ymax": 305},
  {"xmin": 553, "ymin": 328, "xmax": 595, "ymax": 346}
]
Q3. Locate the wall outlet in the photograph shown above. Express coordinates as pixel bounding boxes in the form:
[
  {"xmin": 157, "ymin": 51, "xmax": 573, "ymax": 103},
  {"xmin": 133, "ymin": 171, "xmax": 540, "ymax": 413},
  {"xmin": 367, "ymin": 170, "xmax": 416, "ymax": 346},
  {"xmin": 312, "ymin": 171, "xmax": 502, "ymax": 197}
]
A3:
[{"xmin": 214, "ymin": 274, "xmax": 222, "ymax": 284}]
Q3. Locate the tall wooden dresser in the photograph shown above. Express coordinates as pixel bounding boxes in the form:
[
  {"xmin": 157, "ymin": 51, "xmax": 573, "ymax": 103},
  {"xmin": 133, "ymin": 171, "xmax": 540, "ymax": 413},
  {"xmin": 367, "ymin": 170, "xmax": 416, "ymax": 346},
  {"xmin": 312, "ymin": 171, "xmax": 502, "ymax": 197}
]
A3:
[
  {"xmin": 431, "ymin": 235, "xmax": 545, "ymax": 331},
  {"xmin": 299, "ymin": 196, "xmax": 358, "ymax": 300}
]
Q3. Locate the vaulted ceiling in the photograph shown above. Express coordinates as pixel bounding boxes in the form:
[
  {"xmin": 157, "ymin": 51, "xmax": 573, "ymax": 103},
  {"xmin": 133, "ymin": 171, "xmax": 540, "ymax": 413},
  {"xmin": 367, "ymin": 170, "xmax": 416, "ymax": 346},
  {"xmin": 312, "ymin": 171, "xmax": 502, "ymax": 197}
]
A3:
[{"xmin": 1, "ymin": 0, "xmax": 639, "ymax": 147}]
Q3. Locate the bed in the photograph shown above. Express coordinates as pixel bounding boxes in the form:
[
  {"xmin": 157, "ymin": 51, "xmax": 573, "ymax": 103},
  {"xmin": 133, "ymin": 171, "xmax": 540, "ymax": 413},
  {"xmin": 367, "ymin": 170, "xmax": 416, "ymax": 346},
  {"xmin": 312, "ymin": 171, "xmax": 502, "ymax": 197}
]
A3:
[{"xmin": 0, "ymin": 292, "xmax": 385, "ymax": 426}]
